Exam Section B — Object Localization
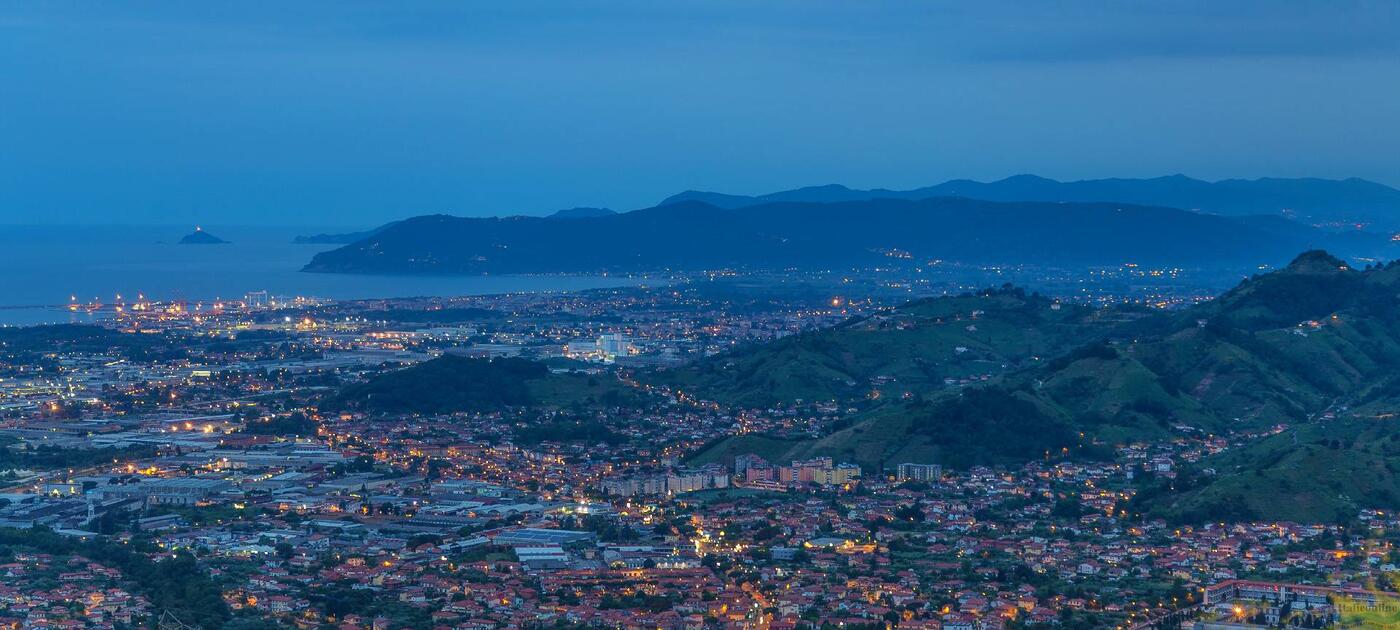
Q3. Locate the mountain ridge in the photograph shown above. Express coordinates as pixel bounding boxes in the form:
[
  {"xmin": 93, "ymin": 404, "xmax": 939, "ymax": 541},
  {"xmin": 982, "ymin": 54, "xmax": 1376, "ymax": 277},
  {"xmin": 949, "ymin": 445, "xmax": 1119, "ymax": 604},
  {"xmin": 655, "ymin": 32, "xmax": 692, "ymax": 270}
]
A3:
[
  {"xmin": 661, "ymin": 175, "xmax": 1400, "ymax": 229},
  {"xmin": 303, "ymin": 197, "xmax": 1395, "ymax": 275}
]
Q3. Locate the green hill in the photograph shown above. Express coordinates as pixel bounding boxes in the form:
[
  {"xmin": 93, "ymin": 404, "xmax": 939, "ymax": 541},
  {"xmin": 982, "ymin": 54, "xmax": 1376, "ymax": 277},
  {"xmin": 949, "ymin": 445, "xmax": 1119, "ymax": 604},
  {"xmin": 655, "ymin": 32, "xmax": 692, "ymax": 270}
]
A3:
[
  {"xmin": 1134, "ymin": 420, "xmax": 1400, "ymax": 524},
  {"xmin": 691, "ymin": 385, "xmax": 1111, "ymax": 471},
  {"xmin": 653, "ymin": 287, "xmax": 1118, "ymax": 407},
  {"xmin": 323, "ymin": 355, "xmax": 639, "ymax": 414},
  {"xmin": 693, "ymin": 252, "xmax": 1400, "ymax": 490}
]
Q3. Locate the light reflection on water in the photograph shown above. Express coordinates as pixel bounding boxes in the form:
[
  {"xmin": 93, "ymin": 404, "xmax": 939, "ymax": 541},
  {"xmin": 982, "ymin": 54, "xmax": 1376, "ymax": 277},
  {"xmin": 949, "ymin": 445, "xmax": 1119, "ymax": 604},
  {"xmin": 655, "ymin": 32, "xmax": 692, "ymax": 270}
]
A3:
[{"xmin": 0, "ymin": 224, "xmax": 642, "ymax": 326}]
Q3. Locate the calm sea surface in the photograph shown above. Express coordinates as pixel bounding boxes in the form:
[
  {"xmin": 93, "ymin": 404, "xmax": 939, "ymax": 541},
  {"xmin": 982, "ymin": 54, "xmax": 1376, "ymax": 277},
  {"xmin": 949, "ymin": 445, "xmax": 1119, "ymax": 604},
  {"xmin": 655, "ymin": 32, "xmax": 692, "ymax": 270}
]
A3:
[{"xmin": 0, "ymin": 225, "xmax": 641, "ymax": 326}]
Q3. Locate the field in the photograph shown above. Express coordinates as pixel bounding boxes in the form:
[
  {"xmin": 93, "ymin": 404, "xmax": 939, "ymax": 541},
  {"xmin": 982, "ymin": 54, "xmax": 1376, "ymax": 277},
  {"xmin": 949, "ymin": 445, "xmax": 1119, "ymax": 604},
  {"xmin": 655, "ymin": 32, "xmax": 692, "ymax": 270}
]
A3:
[{"xmin": 1338, "ymin": 593, "xmax": 1400, "ymax": 630}]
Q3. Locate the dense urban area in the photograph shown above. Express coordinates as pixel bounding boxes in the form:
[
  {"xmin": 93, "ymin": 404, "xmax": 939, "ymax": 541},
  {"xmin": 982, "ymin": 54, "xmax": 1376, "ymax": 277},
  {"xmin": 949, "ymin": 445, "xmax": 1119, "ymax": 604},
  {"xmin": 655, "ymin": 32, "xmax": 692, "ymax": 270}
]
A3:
[{"xmin": 4, "ymin": 260, "xmax": 1400, "ymax": 630}]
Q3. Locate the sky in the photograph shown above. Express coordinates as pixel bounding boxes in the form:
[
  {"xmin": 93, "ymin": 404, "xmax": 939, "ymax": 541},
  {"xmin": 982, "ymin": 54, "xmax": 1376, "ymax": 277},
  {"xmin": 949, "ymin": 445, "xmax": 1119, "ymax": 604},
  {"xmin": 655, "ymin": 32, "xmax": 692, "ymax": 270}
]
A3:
[{"xmin": 3, "ymin": 1, "xmax": 1400, "ymax": 227}]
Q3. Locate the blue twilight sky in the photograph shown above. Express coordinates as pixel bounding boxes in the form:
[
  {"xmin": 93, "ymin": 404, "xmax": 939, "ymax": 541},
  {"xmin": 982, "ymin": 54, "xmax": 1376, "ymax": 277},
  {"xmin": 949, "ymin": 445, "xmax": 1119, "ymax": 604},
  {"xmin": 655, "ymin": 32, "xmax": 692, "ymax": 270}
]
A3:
[{"xmin": 3, "ymin": 1, "xmax": 1400, "ymax": 227}]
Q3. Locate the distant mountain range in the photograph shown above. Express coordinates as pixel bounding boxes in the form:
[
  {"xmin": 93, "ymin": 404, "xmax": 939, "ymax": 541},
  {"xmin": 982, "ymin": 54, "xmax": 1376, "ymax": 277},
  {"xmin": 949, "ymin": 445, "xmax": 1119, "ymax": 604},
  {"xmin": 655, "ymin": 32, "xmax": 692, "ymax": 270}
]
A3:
[
  {"xmin": 662, "ymin": 175, "xmax": 1400, "ymax": 230},
  {"xmin": 548, "ymin": 207, "xmax": 616, "ymax": 219},
  {"xmin": 303, "ymin": 193, "xmax": 1398, "ymax": 274},
  {"xmin": 293, "ymin": 208, "xmax": 615, "ymax": 244},
  {"xmin": 292, "ymin": 221, "xmax": 402, "ymax": 245}
]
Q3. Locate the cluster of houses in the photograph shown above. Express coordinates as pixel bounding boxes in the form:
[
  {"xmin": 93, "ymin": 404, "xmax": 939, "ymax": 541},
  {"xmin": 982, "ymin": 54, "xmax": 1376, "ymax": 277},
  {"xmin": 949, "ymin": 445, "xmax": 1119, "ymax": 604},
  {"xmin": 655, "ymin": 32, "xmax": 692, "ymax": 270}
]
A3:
[{"xmin": 0, "ymin": 552, "xmax": 150, "ymax": 628}]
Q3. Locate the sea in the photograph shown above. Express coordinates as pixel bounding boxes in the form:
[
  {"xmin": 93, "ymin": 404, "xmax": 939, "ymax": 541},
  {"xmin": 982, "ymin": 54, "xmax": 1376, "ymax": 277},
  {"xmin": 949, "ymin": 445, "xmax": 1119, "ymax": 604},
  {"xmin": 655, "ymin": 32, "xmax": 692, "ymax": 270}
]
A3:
[{"xmin": 0, "ymin": 225, "xmax": 643, "ymax": 327}]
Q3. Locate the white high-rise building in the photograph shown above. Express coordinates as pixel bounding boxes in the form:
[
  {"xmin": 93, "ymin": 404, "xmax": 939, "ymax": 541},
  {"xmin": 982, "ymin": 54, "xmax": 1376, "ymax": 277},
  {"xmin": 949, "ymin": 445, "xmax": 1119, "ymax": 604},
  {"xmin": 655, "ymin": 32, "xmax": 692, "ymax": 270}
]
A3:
[{"xmin": 597, "ymin": 333, "xmax": 633, "ymax": 358}]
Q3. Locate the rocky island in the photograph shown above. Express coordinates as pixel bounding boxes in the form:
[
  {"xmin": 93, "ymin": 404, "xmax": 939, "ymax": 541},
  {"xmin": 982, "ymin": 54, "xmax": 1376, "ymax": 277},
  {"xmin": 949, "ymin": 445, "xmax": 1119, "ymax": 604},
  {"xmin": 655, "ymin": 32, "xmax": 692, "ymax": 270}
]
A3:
[{"xmin": 177, "ymin": 227, "xmax": 229, "ymax": 244}]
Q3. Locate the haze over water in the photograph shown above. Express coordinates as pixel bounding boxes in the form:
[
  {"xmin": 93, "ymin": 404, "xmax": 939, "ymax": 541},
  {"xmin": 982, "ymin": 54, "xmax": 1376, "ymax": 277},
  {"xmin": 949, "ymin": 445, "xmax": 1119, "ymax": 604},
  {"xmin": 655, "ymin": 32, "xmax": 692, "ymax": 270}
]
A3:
[{"xmin": 0, "ymin": 225, "xmax": 640, "ymax": 326}]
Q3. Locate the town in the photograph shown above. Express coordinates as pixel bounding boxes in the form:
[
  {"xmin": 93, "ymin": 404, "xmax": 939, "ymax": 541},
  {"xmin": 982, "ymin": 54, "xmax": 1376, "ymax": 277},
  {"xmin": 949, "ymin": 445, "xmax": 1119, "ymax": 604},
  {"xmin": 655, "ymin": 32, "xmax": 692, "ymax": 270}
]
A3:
[{"xmin": 2, "ymin": 277, "xmax": 1398, "ymax": 630}]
